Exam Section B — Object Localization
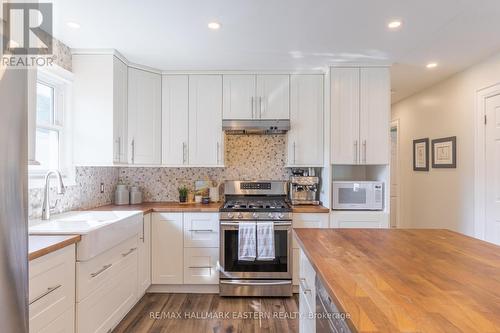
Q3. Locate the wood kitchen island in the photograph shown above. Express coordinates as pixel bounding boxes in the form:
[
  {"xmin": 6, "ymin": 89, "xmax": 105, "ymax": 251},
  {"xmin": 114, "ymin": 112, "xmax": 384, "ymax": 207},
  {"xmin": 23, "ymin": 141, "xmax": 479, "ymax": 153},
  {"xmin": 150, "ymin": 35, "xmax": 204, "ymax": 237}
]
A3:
[{"xmin": 294, "ymin": 228, "xmax": 500, "ymax": 333}]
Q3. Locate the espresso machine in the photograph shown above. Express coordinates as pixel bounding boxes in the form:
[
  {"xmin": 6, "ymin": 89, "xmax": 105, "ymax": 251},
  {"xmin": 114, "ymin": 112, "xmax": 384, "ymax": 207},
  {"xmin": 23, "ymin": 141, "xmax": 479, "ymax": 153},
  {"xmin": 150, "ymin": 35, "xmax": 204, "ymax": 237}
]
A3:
[{"xmin": 289, "ymin": 169, "xmax": 320, "ymax": 205}]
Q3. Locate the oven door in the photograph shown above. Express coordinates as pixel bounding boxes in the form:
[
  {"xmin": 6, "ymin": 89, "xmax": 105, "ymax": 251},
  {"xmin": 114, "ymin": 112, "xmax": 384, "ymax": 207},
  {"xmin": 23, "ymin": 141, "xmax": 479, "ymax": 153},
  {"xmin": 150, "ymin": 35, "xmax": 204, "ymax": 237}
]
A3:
[{"xmin": 219, "ymin": 221, "xmax": 292, "ymax": 280}]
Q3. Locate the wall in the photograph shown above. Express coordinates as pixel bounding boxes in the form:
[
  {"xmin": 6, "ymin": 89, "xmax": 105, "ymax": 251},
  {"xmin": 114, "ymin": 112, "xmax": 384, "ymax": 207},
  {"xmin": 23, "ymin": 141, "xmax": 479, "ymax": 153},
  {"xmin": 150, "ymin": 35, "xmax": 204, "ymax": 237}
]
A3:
[
  {"xmin": 392, "ymin": 51, "xmax": 500, "ymax": 236},
  {"xmin": 119, "ymin": 135, "xmax": 291, "ymax": 201}
]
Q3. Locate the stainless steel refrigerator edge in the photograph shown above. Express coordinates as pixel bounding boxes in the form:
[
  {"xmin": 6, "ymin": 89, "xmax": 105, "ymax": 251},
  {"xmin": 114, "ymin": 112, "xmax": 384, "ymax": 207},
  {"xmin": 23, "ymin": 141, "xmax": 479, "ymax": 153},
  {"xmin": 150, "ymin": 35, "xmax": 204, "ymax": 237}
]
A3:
[{"xmin": 0, "ymin": 65, "xmax": 29, "ymax": 330}]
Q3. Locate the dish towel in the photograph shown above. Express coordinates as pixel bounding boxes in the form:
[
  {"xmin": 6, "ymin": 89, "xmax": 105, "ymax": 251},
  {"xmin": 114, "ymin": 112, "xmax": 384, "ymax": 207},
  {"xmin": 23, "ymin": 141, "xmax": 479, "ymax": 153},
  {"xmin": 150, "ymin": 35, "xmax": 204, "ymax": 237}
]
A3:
[
  {"xmin": 257, "ymin": 222, "xmax": 275, "ymax": 261},
  {"xmin": 238, "ymin": 222, "xmax": 257, "ymax": 261}
]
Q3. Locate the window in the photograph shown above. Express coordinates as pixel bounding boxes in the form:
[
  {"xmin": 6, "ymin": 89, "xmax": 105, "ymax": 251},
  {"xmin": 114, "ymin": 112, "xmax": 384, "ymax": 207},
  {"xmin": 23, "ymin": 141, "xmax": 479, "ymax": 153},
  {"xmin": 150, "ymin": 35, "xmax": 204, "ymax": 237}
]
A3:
[{"xmin": 29, "ymin": 66, "xmax": 74, "ymax": 187}]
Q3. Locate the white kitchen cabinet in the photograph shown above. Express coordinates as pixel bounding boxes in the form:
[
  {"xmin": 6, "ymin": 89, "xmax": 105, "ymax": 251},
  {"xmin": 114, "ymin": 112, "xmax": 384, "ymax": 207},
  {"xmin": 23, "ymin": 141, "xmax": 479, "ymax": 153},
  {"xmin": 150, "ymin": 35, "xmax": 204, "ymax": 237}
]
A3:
[
  {"xmin": 360, "ymin": 68, "xmax": 391, "ymax": 165},
  {"xmin": 288, "ymin": 74, "xmax": 324, "ymax": 166},
  {"xmin": 299, "ymin": 249, "xmax": 316, "ymax": 333},
  {"xmin": 292, "ymin": 213, "xmax": 329, "ymax": 287},
  {"xmin": 162, "ymin": 75, "xmax": 189, "ymax": 166},
  {"xmin": 188, "ymin": 75, "xmax": 224, "ymax": 166},
  {"xmin": 223, "ymin": 75, "xmax": 257, "ymax": 119},
  {"xmin": 256, "ymin": 75, "xmax": 290, "ymax": 119},
  {"xmin": 29, "ymin": 245, "xmax": 75, "ymax": 333},
  {"xmin": 183, "ymin": 213, "xmax": 219, "ymax": 248},
  {"xmin": 128, "ymin": 67, "xmax": 162, "ymax": 165},
  {"xmin": 183, "ymin": 248, "xmax": 219, "ymax": 285},
  {"xmin": 138, "ymin": 213, "xmax": 152, "ymax": 297},
  {"xmin": 331, "ymin": 211, "xmax": 389, "ymax": 229},
  {"xmin": 152, "ymin": 213, "xmax": 184, "ymax": 284},
  {"xmin": 331, "ymin": 66, "xmax": 390, "ymax": 165},
  {"xmin": 73, "ymin": 53, "xmax": 128, "ymax": 166}
]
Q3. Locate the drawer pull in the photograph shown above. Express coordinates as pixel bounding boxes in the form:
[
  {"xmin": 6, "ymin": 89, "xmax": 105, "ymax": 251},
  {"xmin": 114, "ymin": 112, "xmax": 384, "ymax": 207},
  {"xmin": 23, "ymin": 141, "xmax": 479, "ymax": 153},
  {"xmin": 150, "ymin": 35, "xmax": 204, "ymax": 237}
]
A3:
[
  {"xmin": 188, "ymin": 229, "xmax": 214, "ymax": 232},
  {"xmin": 121, "ymin": 247, "xmax": 137, "ymax": 257},
  {"xmin": 90, "ymin": 264, "xmax": 112, "ymax": 278},
  {"xmin": 299, "ymin": 278, "xmax": 311, "ymax": 294},
  {"xmin": 188, "ymin": 266, "xmax": 212, "ymax": 269},
  {"xmin": 29, "ymin": 284, "xmax": 62, "ymax": 305}
]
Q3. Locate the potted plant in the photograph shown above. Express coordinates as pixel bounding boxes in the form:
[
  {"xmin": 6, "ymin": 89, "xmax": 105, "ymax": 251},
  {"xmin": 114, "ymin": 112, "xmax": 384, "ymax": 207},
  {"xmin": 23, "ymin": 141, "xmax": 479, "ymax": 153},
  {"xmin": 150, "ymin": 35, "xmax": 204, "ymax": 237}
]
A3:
[{"xmin": 178, "ymin": 186, "xmax": 189, "ymax": 203}]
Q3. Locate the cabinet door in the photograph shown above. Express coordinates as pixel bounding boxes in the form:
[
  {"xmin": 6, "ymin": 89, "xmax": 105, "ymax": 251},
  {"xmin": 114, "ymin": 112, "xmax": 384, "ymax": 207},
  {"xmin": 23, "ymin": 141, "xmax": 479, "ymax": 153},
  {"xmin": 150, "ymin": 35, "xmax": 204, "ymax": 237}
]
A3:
[
  {"xmin": 162, "ymin": 75, "xmax": 189, "ymax": 165},
  {"xmin": 188, "ymin": 75, "xmax": 223, "ymax": 166},
  {"xmin": 128, "ymin": 68, "xmax": 162, "ymax": 165},
  {"xmin": 331, "ymin": 211, "xmax": 389, "ymax": 229},
  {"xmin": 183, "ymin": 248, "xmax": 219, "ymax": 285},
  {"xmin": 183, "ymin": 213, "xmax": 219, "ymax": 248},
  {"xmin": 113, "ymin": 56, "xmax": 128, "ymax": 164},
  {"xmin": 289, "ymin": 75, "xmax": 324, "ymax": 166},
  {"xmin": 331, "ymin": 67, "xmax": 360, "ymax": 164},
  {"xmin": 138, "ymin": 214, "xmax": 151, "ymax": 296},
  {"xmin": 151, "ymin": 213, "xmax": 184, "ymax": 284},
  {"xmin": 256, "ymin": 75, "xmax": 290, "ymax": 119},
  {"xmin": 360, "ymin": 67, "xmax": 390, "ymax": 165},
  {"xmin": 223, "ymin": 75, "xmax": 256, "ymax": 119}
]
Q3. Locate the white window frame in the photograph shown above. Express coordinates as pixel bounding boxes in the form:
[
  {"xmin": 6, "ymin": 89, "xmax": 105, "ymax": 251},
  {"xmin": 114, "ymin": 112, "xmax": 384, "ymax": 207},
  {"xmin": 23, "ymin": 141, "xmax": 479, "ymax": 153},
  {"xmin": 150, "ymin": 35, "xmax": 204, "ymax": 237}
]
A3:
[{"xmin": 28, "ymin": 65, "xmax": 75, "ymax": 188}]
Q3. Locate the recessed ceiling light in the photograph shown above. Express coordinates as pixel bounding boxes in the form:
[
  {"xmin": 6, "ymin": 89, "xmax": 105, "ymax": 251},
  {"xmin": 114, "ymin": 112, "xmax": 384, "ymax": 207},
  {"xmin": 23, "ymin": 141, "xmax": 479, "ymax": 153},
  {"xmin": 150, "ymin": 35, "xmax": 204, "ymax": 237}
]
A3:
[
  {"xmin": 208, "ymin": 22, "xmax": 221, "ymax": 30},
  {"xmin": 426, "ymin": 62, "xmax": 438, "ymax": 69},
  {"xmin": 66, "ymin": 21, "xmax": 80, "ymax": 29},
  {"xmin": 388, "ymin": 20, "xmax": 402, "ymax": 29}
]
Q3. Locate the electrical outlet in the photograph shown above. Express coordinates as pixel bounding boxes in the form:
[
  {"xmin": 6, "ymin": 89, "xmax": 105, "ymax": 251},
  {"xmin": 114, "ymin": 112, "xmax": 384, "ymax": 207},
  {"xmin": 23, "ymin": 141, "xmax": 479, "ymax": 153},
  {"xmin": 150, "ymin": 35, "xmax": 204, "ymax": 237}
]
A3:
[{"xmin": 100, "ymin": 183, "xmax": 105, "ymax": 193}]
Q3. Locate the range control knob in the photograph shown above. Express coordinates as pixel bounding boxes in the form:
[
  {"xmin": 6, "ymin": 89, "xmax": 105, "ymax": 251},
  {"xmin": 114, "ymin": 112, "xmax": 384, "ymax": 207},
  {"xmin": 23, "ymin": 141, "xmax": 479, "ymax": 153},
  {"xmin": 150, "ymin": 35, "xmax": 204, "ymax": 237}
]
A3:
[
  {"xmin": 277, "ymin": 213, "xmax": 284, "ymax": 220},
  {"xmin": 252, "ymin": 212, "xmax": 259, "ymax": 219},
  {"xmin": 227, "ymin": 212, "xmax": 234, "ymax": 219},
  {"xmin": 268, "ymin": 213, "xmax": 274, "ymax": 219},
  {"xmin": 237, "ymin": 212, "xmax": 243, "ymax": 219}
]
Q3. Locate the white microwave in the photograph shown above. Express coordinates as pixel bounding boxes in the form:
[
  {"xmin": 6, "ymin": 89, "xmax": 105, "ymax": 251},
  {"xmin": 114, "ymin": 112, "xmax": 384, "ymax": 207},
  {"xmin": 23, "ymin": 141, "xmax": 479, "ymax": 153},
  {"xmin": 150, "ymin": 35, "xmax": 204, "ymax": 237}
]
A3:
[{"xmin": 332, "ymin": 181, "xmax": 384, "ymax": 211}]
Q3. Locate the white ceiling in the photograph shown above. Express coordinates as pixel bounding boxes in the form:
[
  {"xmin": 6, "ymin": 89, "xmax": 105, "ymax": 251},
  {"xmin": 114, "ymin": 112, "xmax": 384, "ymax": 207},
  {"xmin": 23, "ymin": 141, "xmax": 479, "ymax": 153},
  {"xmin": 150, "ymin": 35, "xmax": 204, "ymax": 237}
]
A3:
[{"xmin": 52, "ymin": 0, "xmax": 500, "ymax": 103}]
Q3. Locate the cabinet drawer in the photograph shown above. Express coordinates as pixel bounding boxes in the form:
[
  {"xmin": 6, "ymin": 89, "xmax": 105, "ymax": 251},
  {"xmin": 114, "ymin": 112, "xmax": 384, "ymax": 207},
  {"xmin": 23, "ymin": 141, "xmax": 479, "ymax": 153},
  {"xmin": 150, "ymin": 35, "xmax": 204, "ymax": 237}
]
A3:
[
  {"xmin": 77, "ymin": 236, "xmax": 138, "ymax": 301},
  {"xmin": 183, "ymin": 248, "xmax": 219, "ymax": 284},
  {"xmin": 183, "ymin": 213, "xmax": 219, "ymax": 248},
  {"xmin": 299, "ymin": 249, "xmax": 316, "ymax": 309},
  {"xmin": 29, "ymin": 245, "xmax": 75, "ymax": 333},
  {"xmin": 37, "ymin": 308, "xmax": 74, "ymax": 333},
  {"xmin": 293, "ymin": 213, "xmax": 329, "ymax": 249},
  {"xmin": 77, "ymin": 254, "xmax": 137, "ymax": 333}
]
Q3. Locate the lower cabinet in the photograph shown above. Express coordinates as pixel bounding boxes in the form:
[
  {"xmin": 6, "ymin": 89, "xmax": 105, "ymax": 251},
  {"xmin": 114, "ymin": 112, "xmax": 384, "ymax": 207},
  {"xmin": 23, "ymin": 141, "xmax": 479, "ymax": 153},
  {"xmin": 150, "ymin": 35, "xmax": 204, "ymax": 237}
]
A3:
[
  {"xmin": 152, "ymin": 212, "xmax": 220, "ymax": 286},
  {"xmin": 299, "ymin": 249, "xmax": 316, "ymax": 333},
  {"xmin": 331, "ymin": 211, "xmax": 389, "ymax": 228},
  {"xmin": 29, "ymin": 245, "xmax": 76, "ymax": 333},
  {"xmin": 137, "ymin": 213, "xmax": 152, "ymax": 296},
  {"xmin": 293, "ymin": 213, "xmax": 329, "ymax": 287}
]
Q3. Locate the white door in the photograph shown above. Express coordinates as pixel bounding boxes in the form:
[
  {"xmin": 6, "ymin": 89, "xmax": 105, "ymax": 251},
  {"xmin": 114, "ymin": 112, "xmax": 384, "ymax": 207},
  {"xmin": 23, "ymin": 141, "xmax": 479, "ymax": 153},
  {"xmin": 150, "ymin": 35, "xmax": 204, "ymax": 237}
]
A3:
[
  {"xmin": 113, "ymin": 56, "xmax": 128, "ymax": 164},
  {"xmin": 289, "ymin": 75, "xmax": 324, "ymax": 166},
  {"xmin": 188, "ymin": 75, "xmax": 223, "ymax": 166},
  {"xmin": 223, "ymin": 75, "xmax": 256, "ymax": 119},
  {"xmin": 485, "ymin": 93, "xmax": 500, "ymax": 245},
  {"xmin": 359, "ymin": 67, "xmax": 390, "ymax": 165},
  {"xmin": 331, "ymin": 67, "xmax": 360, "ymax": 164},
  {"xmin": 390, "ymin": 124, "xmax": 399, "ymax": 228},
  {"xmin": 162, "ymin": 75, "xmax": 189, "ymax": 165},
  {"xmin": 151, "ymin": 213, "xmax": 184, "ymax": 284},
  {"xmin": 256, "ymin": 75, "xmax": 290, "ymax": 119},
  {"xmin": 128, "ymin": 68, "xmax": 162, "ymax": 165}
]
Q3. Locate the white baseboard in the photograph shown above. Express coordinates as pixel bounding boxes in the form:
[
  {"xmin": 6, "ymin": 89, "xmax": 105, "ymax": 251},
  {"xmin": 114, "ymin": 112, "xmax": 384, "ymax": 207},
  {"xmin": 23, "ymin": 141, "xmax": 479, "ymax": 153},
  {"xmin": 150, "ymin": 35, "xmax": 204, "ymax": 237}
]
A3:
[{"xmin": 147, "ymin": 284, "xmax": 220, "ymax": 294}]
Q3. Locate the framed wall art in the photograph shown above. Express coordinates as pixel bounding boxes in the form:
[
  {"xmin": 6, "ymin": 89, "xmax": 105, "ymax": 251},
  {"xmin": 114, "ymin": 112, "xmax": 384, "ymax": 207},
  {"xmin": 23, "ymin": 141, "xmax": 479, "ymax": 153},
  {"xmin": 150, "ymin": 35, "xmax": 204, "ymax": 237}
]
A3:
[
  {"xmin": 432, "ymin": 136, "xmax": 457, "ymax": 168},
  {"xmin": 413, "ymin": 138, "xmax": 429, "ymax": 171}
]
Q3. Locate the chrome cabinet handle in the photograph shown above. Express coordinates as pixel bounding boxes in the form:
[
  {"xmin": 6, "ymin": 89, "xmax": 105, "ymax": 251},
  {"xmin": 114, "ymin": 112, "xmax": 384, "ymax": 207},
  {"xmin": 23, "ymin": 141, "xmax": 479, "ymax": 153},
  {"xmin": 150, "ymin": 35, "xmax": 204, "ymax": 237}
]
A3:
[
  {"xmin": 131, "ymin": 139, "xmax": 135, "ymax": 164},
  {"xmin": 115, "ymin": 137, "xmax": 121, "ymax": 161},
  {"xmin": 363, "ymin": 140, "xmax": 367, "ymax": 164},
  {"xmin": 299, "ymin": 278, "xmax": 311, "ymax": 294},
  {"xmin": 90, "ymin": 264, "xmax": 112, "ymax": 278},
  {"xmin": 29, "ymin": 284, "xmax": 62, "ymax": 305},
  {"xmin": 354, "ymin": 140, "xmax": 358, "ymax": 164},
  {"xmin": 188, "ymin": 266, "xmax": 212, "ymax": 269},
  {"xmin": 259, "ymin": 97, "xmax": 263, "ymax": 118},
  {"xmin": 293, "ymin": 142, "xmax": 296, "ymax": 164},
  {"xmin": 188, "ymin": 229, "xmax": 214, "ymax": 232},
  {"xmin": 217, "ymin": 142, "xmax": 220, "ymax": 164},
  {"xmin": 251, "ymin": 96, "xmax": 255, "ymax": 119},
  {"xmin": 182, "ymin": 142, "xmax": 187, "ymax": 164},
  {"xmin": 121, "ymin": 247, "xmax": 137, "ymax": 257}
]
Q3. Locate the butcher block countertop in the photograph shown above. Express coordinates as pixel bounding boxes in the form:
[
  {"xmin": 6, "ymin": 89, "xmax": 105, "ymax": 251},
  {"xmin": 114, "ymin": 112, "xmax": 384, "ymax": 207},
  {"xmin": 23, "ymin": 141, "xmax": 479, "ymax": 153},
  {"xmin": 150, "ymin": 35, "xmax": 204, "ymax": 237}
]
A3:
[
  {"xmin": 291, "ymin": 204, "xmax": 329, "ymax": 213},
  {"xmin": 294, "ymin": 228, "xmax": 500, "ymax": 333},
  {"xmin": 29, "ymin": 235, "xmax": 81, "ymax": 261},
  {"xmin": 92, "ymin": 202, "xmax": 223, "ymax": 214}
]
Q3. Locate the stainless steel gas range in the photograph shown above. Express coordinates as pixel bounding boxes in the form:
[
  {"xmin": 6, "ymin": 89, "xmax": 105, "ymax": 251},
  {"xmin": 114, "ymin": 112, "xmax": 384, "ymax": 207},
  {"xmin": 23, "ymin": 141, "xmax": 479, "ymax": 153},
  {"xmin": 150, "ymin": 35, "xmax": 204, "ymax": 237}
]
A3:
[{"xmin": 219, "ymin": 181, "xmax": 293, "ymax": 297}]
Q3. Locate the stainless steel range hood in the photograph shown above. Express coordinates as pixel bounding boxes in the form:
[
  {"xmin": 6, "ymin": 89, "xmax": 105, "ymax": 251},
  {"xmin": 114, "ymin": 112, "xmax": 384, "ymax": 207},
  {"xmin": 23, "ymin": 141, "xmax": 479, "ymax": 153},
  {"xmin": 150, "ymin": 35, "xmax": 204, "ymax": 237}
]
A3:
[{"xmin": 222, "ymin": 119, "xmax": 290, "ymax": 134}]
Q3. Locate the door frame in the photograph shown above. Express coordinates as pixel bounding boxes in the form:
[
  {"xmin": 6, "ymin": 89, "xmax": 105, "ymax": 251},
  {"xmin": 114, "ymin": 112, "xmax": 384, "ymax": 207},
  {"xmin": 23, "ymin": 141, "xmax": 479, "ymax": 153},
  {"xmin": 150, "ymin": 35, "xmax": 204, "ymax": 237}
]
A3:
[
  {"xmin": 474, "ymin": 83, "xmax": 500, "ymax": 240},
  {"xmin": 390, "ymin": 119, "xmax": 401, "ymax": 228}
]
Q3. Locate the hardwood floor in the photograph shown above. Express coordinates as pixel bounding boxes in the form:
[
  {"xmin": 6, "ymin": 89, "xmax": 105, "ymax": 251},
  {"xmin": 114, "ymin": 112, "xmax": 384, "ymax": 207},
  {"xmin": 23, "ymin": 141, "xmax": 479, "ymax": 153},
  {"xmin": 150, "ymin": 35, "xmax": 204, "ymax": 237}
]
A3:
[{"xmin": 113, "ymin": 293, "xmax": 299, "ymax": 333}]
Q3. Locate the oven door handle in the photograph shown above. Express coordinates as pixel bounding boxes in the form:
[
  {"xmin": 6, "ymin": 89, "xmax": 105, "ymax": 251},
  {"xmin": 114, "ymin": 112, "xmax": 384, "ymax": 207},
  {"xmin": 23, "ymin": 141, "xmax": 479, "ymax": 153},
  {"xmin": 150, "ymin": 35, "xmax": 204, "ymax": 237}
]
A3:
[
  {"xmin": 220, "ymin": 280, "xmax": 292, "ymax": 286},
  {"xmin": 220, "ymin": 222, "xmax": 292, "ymax": 226}
]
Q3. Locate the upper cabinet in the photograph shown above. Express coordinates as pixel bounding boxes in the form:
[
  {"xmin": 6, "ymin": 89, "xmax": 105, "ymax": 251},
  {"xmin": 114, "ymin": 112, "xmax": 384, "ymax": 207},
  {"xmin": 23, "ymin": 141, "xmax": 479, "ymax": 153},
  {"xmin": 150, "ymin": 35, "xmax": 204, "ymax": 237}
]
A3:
[
  {"xmin": 188, "ymin": 75, "xmax": 224, "ymax": 166},
  {"xmin": 73, "ymin": 53, "xmax": 128, "ymax": 166},
  {"xmin": 162, "ymin": 75, "xmax": 189, "ymax": 166},
  {"xmin": 288, "ymin": 75, "xmax": 324, "ymax": 166},
  {"xmin": 128, "ymin": 68, "xmax": 162, "ymax": 165},
  {"xmin": 331, "ymin": 67, "xmax": 390, "ymax": 165},
  {"xmin": 222, "ymin": 74, "xmax": 290, "ymax": 120}
]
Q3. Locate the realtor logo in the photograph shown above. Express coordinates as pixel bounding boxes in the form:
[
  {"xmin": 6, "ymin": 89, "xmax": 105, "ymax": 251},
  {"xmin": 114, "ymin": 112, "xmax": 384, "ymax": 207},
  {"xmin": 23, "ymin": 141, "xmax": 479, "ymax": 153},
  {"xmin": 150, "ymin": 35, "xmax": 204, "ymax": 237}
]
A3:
[{"xmin": 2, "ymin": 2, "xmax": 53, "ymax": 55}]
